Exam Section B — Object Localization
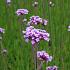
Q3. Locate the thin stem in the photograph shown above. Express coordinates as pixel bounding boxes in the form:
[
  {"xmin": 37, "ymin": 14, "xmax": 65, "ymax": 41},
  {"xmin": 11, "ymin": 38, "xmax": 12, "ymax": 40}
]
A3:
[
  {"xmin": 32, "ymin": 44, "xmax": 38, "ymax": 70},
  {"xmin": 37, "ymin": 61, "xmax": 43, "ymax": 70}
]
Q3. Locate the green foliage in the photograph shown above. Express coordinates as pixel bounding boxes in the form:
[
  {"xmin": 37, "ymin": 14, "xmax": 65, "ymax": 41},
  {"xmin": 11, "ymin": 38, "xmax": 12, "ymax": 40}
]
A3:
[{"xmin": 0, "ymin": 0, "xmax": 70, "ymax": 70}]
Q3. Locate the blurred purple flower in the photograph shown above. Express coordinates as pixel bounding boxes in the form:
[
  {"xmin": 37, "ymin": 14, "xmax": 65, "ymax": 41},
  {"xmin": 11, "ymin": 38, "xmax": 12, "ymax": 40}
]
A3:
[
  {"xmin": 16, "ymin": 9, "xmax": 29, "ymax": 16},
  {"xmin": 31, "ymin": 40, "xmax": 36, "ymax": 45},
  {"xmin": 46, "ymin": 66, "xmax": 58, "ymax": 70},
  {"xmin": 43, "ymin": 19, "xmax": 48, "ymax": 25},
  {"xmin": 37, "ymin": 51, "xmax": 52, "ymax": 62},
  {"xmin": 0, "ymin": 28, "xmax": 5, "ymax": 33},
  {"xmin": 22, "ymin": 26, "xmax": 50, "ymax": 45},
  {"xmin": 6, "ymin": 0, "xmax": 11, "ymax": 3},
  {"xmin": 27, "ymin": 16, "xmax": 48, "ymax": 26},
  {"xmin": 25, "ymin": 38, "xmax": 29, "ymax": 43}
]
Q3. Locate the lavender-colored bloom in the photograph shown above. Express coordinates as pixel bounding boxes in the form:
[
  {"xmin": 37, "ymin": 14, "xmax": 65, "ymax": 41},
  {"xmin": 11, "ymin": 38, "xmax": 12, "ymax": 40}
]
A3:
[
  {"xmin": 22, "ymin": 26, "xmax": 50, "ymax": 45},
  {"xmin": 27, "ymin": 16, "xmax": 48, "ymax": 26},
  {"xmin": 16, "ymin": 9, "xmax": 29, "ymax": 16},
  {"xmin": 31, "ymin": 40, "xmax": 36, "ymax": 45},
  {"xmin": 30, "ymin": 16, "xmax": 42, "ymax": 23},
  {"xmin": 35, "ymin": 38, "xmax": 40, "ymax": 42},
  {"xmin": 37, "ymin": 51, "xmax": 52, "ymax": 62},
  {"xmin": 46, "ymin": 66, "xmax": 58, "ymax": 70},
  {"xmin": 6, "ymin": 0, "xmax": 11, "ymax": 3},
  {"xmin": 44, "ymin": 37, "xmax": 50, "ymax": 42},
  {"xmin": 43, "ymin": 19, "xmax": 48, "ymax": 25},
  {"xmin": 25, "ymin": 38, "xmax": 29, "ymax": 43},
  {"xmin": 0, "ymin": 28, "xmax": 5, "ymax": 33}
]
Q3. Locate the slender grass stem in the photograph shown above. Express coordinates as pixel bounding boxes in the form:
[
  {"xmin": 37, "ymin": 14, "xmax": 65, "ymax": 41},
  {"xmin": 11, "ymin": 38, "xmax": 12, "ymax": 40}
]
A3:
[{"xmin": 32, "ymin": 44, "xmax": 38, "ymax": 70}]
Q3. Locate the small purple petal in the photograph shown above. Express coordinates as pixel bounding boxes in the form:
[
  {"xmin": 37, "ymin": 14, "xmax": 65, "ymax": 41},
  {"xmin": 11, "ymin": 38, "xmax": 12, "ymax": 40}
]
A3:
[
  {"xmin": 31, "ymin": 40, "xmax": 36, "ymax": 45},
  {"xmin": 0, "ymin": 28, "xmax": 5, "ymax": 33},
  {"xmin": 46, "ymin": 66, "xmax": 58, "ymax": 70},
  {"xmin": 37, "ymin": 51, "xmax": 52, "ymax": 62},
  {"xmin": 16, "ymin": 9, "xmax": 29, "ymax": 16}
]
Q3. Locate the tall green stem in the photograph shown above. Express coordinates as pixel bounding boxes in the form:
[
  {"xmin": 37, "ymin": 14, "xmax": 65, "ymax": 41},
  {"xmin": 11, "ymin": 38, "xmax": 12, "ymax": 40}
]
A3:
[{"xmin": 32, "ymin": 44, "xmax": 38, "ymax": 70}]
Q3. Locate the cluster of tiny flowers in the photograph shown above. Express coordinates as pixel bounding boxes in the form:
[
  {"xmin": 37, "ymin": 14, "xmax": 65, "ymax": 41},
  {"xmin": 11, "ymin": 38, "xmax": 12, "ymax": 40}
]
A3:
[
  {"xmin": 46, "ymin": 66, "xmax": 58, "ymax": 70},
  {"xmin": 27, "ymin": 16, "xmax": 48, "ymax": 26},
  {"xmin": 0, "ymin": 28, "xmax": 5, "ymax": 33},
  {"xmin": 22, "ymin": 26, "xmax": 50, "ymax": 45},
  {"xmin": 37, "ymin": 51, "xmax": 52, "ymax": 62},
  {"xmin": 6, "ymin": 0, "xmax": 11, "ymax": 3},
  {"xmin": 16, "ymin": 9, "xmax": 29, "ymax": 16}
]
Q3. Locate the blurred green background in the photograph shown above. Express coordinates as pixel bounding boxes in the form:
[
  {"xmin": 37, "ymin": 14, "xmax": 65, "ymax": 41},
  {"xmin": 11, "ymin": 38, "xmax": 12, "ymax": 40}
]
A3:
[{"xmin": 0, "ymin": 0, "xmax": 70, "ymax": 70}]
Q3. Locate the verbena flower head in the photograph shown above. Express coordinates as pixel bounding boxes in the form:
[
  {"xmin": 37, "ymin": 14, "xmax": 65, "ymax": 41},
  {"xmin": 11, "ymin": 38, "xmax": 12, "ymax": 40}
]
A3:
[
  {"xmin": 22, "ymin": 26, "xmax": 50, "ymax": 45},
  {"xmin": 6, "ymin": 0, "xmax": 11, "ymax": 3},
  {"xmin": 46, "ymin": 66, "xmax": 58, "ymax": 70},
  {"xmin": 37, "ymin": 51, "xmax": 52, "ymax": 62},
  {"xmin": 43, "ymin": 19, "xmax": 48, "ymax": 25},
  {"xmin": 0, "ymin": 28, "xmax": 5, "ymax": 33},
  {"xmin": 16, "ymin": 9, "xmax": 29, "ymax": 16},
  {"xmin": 27, "ymin": 16, "xmax": 48, "ymax": 26}
]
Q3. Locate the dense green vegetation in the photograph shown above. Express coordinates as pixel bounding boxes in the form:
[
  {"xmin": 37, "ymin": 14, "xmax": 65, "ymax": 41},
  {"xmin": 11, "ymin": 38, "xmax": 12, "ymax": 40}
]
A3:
[{"xmin": 0, "ymin": 0, "xmax": 70, "ymax": 70}]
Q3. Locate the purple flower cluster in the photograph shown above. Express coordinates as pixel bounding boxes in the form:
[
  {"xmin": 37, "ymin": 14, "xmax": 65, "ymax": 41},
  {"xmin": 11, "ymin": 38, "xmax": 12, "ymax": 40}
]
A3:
[
  {"xmin": 23, "ymin": 26, "xmax": 50, "ymax": 45},
  {"xmin": 46, "ymin": 66, "xmax": 58, "ymax": 70},
  {"xmin": 6, "ymin": 0, "xmax": 11, "ymax": 3},
  {"xmin": 27, "ymin": 16, "xmax": 48, "ymax": 26},
  {"xmin": 0, "ymin": 28, "xmax": 5, "ymax": 33},
  {"xmin": 37, "ymin": 51, "xmax": 52, "ymax": 62},
  {"xmin": 16, "ymin": 9, "xmax": 29, "ymax": 16}
]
